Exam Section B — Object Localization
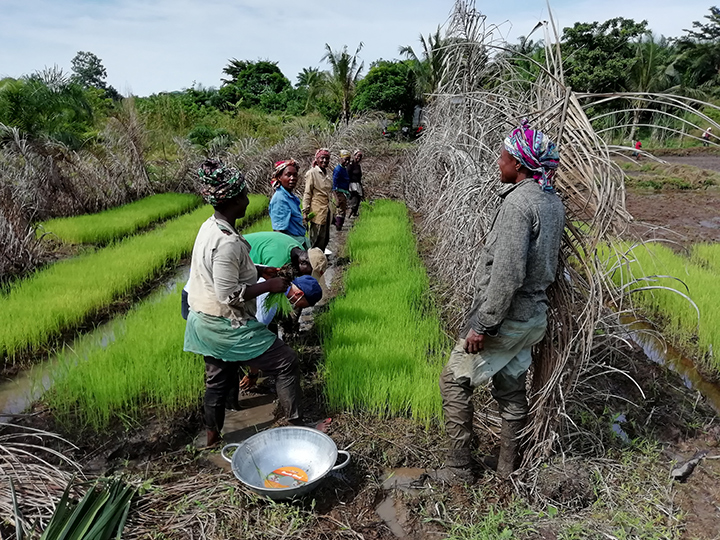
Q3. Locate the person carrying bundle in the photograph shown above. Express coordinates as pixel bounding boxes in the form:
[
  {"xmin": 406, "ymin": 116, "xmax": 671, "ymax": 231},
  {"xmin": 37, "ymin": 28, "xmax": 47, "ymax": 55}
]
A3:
[
  {"xmin": 347, "ymin": 149, "xmax": 364, "ymax": 218},
  {"xmin": 438, "ymin": 120, "xmax": 565, "ymax": 483},
  {"xmin": 183, "ymin": 159, "xmax": 305, "ymax": 448}
]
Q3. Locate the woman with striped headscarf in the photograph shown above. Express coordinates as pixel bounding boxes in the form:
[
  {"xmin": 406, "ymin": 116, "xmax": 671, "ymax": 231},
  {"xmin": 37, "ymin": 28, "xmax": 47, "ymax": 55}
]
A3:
[
  {"xmin": 269, "ymin": 158, "xmax": 307, "ymax": 247},
  {"xmin": 438, "ymin": 120, "xmax": 565, "ymax": 483}
]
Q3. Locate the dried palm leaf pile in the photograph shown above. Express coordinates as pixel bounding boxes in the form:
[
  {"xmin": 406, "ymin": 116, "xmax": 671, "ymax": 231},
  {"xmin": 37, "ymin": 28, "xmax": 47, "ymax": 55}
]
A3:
[{"xmin": 403, "ymin": 0, "xmax": 719, "ymax": 478}]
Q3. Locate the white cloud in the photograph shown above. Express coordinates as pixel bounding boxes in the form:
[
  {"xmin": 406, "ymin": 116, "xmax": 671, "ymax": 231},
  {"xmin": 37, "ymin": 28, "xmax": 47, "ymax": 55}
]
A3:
[{"xmin": 0, "ymin": 0, "xmax": 714, "ymax": 96}]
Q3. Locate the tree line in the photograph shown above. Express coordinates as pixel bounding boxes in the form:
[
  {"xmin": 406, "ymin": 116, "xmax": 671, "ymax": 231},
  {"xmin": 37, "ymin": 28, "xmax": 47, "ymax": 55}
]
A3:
[{"xmin": 3, "ymin": 6, "xmax": 720, "ymax": 150}]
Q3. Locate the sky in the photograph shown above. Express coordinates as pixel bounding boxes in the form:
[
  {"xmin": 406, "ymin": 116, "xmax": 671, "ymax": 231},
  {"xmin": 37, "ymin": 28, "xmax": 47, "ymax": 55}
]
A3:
[{"xmin": 0, "ymin": 0, "xmax": 715, "ymax": 96}]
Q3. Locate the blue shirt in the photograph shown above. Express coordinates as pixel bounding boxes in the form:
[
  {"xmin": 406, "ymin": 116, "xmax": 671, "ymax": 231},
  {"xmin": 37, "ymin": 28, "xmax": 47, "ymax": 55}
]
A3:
[
  {"xmin": 333, "ymin": 164, "xmax": 350, "ymax": 193},
  {"xmin": 269, "ymin": 186, "xmax": 306, "ymax": 237}
]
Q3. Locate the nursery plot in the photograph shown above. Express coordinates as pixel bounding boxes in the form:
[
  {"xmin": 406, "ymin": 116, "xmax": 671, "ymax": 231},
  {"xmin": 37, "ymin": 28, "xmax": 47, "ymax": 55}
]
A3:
[
  {"xmin": 0, "ymin": 195, "xmax": 268, "ymax": 364},
  {"xmin": 606, "ymin": 242, "xmax": 720, "ymax": 369},
  {"xmin": 39, "ymin": 193, "xmax": 202, "ymax": 245},
  {"xmin": 320, "ymin": 200, "xmax": 450, "ymax": 425},
  {"xmin": 46, "ymin": 215, "xmax": 274, "ymax": 431}
]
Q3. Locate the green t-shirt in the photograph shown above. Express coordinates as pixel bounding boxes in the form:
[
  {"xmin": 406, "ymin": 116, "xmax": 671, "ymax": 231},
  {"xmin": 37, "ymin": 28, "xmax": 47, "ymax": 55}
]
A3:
[{"xmin": 244, "ymin": 231, "xmax": 302, "ymax": 268}]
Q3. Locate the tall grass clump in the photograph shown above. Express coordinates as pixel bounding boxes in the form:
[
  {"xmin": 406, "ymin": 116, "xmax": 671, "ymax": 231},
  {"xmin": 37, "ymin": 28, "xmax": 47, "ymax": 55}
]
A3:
[
  {"xmin": 39, "ymin": 193, "xmax": 202, "ymax": 245},
  {"xmin": 320, "ymin": 200, "xmax": 450, "ymax": 425},
  {"xmin": 0, "ymin": 195, "xmax": 267, "ymax": 364},
  {"xmin": 691, "ymin": 243, "xmax": 720, "ymax": 274},
  {"xmin": 44, "ymin": 213, "xmax": 272, "ymax": 431},
  {"xmin": 606, "ymin": 242, "xmax": 720, "ymax": 367}
]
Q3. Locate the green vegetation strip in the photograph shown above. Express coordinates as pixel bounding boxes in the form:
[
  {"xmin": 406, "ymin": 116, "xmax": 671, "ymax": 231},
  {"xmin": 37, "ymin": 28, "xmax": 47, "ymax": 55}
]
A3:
[
  {"xmin": 607, "ymin": 242, "xmax": 719, "ymax": 368},
  {"xmin": 0, "ymin": 195, "xmax": 268, "ymax": 363},
  {"xmin": 46, "ymin": 216, "xmax": 271, "ymax": 431},
  {"xmin": 39, "ymin": 193, "xmax": 203, "ymax": 245},
  {"xmin": 320, "ymin": 200, "xmax": 450, "ymax": 425}
]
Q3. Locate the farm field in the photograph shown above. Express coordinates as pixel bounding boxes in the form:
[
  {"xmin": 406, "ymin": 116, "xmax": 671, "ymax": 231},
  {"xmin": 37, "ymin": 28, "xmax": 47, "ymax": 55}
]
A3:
[
  {"xmin": 39, "ymin": 193, "xmax": 202, "ymax": 245},
  {"xmin": 0, "ymin": 195, "xmax": 268, "ymax": 366}
]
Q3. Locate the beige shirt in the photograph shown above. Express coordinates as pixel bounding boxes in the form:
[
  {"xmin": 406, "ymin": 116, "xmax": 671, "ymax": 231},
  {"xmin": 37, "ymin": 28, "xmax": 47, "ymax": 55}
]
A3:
[
  {"xmin": 302, "ymin": 165, "xmax": 333, "ymax": 224},
  {"xmin": 186, "ymin": 215, "xmax": 258, "ymax": 327}
]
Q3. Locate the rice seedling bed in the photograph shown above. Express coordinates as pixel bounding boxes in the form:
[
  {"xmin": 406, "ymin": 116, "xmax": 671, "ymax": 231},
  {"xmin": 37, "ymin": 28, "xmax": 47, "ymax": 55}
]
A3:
[
  {"xmin": 45, "ymin": 216, "xmax": 273, "ymax": 431},
  {"xmin": 606, "ymin": 241, "xmax": 720, "ymax": 369},
  {"xmin": 39, "ymin": 193, "xmax": 203, "ymax": 245},
  {"xmin": 320, "ymin": 200, "xmax": 450, "ymax": 425},
  {"xmin": 0, "ymin": 195, "xmax": 268, "ymax": 365}
]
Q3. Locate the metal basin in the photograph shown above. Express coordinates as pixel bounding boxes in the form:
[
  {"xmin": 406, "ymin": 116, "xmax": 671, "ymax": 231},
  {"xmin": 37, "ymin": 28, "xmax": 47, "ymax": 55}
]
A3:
[{"xmin": 221, "ymin": 426, "xmax": 350, "ymax": 500}]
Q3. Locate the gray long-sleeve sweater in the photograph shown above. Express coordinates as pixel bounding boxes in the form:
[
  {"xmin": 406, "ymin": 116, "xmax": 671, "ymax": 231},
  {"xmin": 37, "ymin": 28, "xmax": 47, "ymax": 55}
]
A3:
[{"xmin": 463, "ymin": 178, "xmax": 565, "ymax": 337}]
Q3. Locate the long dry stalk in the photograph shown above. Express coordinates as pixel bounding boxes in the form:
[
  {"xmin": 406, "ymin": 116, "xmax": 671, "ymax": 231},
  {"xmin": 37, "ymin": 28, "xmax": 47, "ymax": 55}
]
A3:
[{"xmin": 402, "ymin": 0, "xmax": 713, "ymax": 478}]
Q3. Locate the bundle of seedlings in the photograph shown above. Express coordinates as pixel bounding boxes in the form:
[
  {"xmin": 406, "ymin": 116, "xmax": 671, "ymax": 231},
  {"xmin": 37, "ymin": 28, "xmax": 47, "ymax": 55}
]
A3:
[
  {"xmin": 262, "ymin": 263, "xmax": 294, "ymax": 319},
  {"xmin": 402, "ymin": 0, "xmax": 719, "ymax": 487}
]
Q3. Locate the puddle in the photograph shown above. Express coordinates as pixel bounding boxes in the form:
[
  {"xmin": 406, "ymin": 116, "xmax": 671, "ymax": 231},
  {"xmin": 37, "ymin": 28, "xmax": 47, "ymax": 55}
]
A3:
[
  {"xmin": 376, "ymin": 496, "xmax": 408, "ymax": 538},
  {"xmin": 381, "ymin": 467, "xmax": 427, "ymax": 493},
  {"xmin": 623, "ymin": 316, "xmax": 720, "ymax": 414}
]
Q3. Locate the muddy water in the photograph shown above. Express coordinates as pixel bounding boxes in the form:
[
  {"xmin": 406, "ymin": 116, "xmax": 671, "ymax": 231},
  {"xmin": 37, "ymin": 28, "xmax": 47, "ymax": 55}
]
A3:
[
  {"xmin": 0, "ymin": 265, "xmax": 191, "ymax": 419},
  {"xmin": 623, "ymin": 317, "xmax": 720, "ymax": 414}
]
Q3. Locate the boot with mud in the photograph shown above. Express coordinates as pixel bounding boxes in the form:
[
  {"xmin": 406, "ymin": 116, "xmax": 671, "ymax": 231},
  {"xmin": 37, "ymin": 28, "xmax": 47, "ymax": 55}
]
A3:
[
  {"xmin": 496, "ymin": 418, "xmax": 525, "ymax": 479},
  {"xmin": 205, "ymin": 429, "xmax": 222, "ymax": 448},
  {"xmin": 431, "ymin": 447, "xmax": 476, "ymax": 485}
]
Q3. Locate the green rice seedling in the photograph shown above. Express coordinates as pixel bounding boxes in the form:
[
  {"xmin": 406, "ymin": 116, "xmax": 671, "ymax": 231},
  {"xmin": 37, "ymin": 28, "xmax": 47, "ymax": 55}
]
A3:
[
  {"xmin": 0, "ymin": 195, "xmax": 268, "ymax": 364},
  {"xmin": 690, "ymin": 243, "xmax": 720, "ymax": 273},
  {"xmin": 39, "ymin": 193, "xmax": 202, "ymax": 245},
  {"xmin": 603, "ymin": 241, "xmax": 720, "ymax": 369},
  {"xmin": 319, "ymin": 200, "xmax": 451, "ymax": 425},
  {"xmin": 44, "ymin": 215, "xmax": 271, "ymax": 431},
  {"xmin": 239, "ymin": 216, "xmax": 273, "ymax": 235}
]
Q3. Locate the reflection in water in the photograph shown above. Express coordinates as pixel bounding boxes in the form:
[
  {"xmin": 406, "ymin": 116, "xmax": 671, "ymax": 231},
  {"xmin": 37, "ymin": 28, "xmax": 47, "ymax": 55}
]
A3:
[
  {"xmin": 0, "ymin": 265, "xmax": 190, "ymax": 419},
  {"xmin": 622, "ymin": 316, "xmax": 720, "ymax": 415}
]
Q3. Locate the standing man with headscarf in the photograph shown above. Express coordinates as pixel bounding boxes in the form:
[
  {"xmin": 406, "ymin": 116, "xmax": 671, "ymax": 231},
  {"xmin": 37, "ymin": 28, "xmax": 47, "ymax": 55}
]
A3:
[
  {"xmin": 438, "ymin": 121, "xmax": 565, "ymax": 482},
  {"xmin": 302, "ymin": 148, "xmax": 333, "ymax": 251}
]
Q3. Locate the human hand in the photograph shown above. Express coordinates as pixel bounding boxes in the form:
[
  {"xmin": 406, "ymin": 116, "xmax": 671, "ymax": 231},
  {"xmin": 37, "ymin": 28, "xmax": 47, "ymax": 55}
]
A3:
[
  {"xmin": 259, "ymin": 266, "xmax": 280, "ymax": 280},
  {"xmin": 464, "ymin": 328, "xmax": 485, "ymax": 354},
  {"xmin": 266, "ymin": 276, "xmax": 290, "ymax": 293},
  {"xmin": 239, "ymin": 373, "xmax": 258, "ymax": 390}
]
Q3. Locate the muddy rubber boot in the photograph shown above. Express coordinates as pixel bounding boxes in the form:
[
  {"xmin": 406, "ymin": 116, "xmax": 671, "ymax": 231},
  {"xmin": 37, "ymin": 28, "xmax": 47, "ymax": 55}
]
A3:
[
  {"xmin": 431, "ymin": 447, "xmax": 475, "ymax": 485},
  {"xmin": 206, "ymin": 429, "xmax": 221, "ymax": 448},
  {"xmin": 496, "ymin": 419, "xmax": 525, "ymax": 479}
]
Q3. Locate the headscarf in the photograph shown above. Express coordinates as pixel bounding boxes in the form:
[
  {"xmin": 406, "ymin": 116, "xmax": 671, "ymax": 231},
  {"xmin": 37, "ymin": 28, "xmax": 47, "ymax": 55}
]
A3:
[
  {"xmin": 271, "ymin": 158, "xmax": 299, "ymax": 188},
  {"xmin": 503, "ymin": 120, "xmax": 560, "ymax": 192},
  {"xmin": 312, "ymin": 148, "xmax": 330, "ymax": 168},
  {"xmin": 197, "ymin": 159, "xmax": 246, "ymax": 206},
  {"xmin": 352, "ymin": 149, "xmax": 363, "ymax": 160},
  {"xmin": 292, "ymin": 275, "xmax": 323, "ymax": 306},
  {"xmin": 339, "ymin": 149, "xmax": 351, "ymax": 159}
]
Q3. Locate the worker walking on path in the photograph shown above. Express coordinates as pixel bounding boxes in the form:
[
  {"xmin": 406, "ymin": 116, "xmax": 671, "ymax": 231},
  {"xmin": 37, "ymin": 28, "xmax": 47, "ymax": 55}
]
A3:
[
  {"xmin": 438, "ymin": 120, "xmax": 565, "ymax": 483},
  {"xmin": 347, "ymin": 149, "xmax": 364, "ymax": 218},
  {"xmin": 302, "ymin": 148, "xmax": 333, "ymax": 251}
]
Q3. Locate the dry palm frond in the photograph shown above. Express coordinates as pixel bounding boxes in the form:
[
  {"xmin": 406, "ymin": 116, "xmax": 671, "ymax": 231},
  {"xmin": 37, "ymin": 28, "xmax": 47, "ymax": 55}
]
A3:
[
  {"xmin": 0, "ymin": 423, "xmax": 83, "ymax": 532},
  {"xmin": 403, "ymin": 0, "xmax": 714, "ymax": 480}
]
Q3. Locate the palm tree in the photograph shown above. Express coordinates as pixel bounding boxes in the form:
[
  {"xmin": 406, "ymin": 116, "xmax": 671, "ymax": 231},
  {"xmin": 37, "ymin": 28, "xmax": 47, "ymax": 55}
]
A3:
[
  {"xmin": 296, "ymin": 67, "xmax": 326, "ymax": 113},
  {"xmin": 399, "ymin": 26, "xmax": 446, "ymax": 103},
  {"xmin": 321, "ymin": 43, "xmax": 364, "ymax": 124},
  {"xmin": 626, "ymin": 33, "xmax": 672, "ymax": 141}
]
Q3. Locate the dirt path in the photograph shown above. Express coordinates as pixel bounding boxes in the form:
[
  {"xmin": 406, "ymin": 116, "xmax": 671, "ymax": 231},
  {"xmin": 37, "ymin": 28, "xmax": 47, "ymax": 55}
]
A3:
[{"xmin": 661, "ymin": 154, "xmax": 720, "ymax": 172}]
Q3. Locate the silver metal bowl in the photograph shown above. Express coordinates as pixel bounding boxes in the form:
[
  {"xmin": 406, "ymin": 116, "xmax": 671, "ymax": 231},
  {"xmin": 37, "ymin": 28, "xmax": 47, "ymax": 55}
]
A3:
[{"xmin": 221, "ymin": 426, "xmax": 350, "ymax": 500}]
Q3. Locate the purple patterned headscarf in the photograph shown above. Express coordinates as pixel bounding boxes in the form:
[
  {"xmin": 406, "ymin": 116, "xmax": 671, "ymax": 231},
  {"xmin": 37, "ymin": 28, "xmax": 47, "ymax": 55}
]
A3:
[{"xmin": 503, "ymin": 120, "xmax": 560, "ymax": 191}]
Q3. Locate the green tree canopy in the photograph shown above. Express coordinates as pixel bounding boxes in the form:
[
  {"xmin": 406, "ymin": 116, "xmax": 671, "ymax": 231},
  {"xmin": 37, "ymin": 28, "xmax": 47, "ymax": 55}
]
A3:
[
  {"xmin": 562, "ymin": 17, "xmax": 648, "ymax": 93},
  {"xmin": 673, "ymin": 7, "xmax": 720, "ymax": 90},
  {"xmin": 399, "ymin": 26, "xmax": 447, "ymax": 103},
  {"xmin": 0, "ymin": 67, "xmax": 94, "ymax": 148},
  {"xmin": 70, "ymin": 51, "xmax": 121, "ymax": 100},
  {"xmin": 322, "ymin": 43, "xmax": 364, "ymax": 124},
  {"xmin": 218, "ymin": 59, "xmax": 292, "ymax": 111},
  {"xmin": 352, "ymin": 60, "xmax": 417, "ymax": 121}
]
